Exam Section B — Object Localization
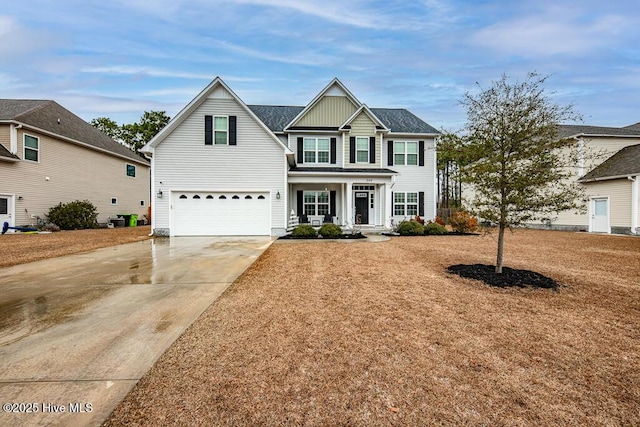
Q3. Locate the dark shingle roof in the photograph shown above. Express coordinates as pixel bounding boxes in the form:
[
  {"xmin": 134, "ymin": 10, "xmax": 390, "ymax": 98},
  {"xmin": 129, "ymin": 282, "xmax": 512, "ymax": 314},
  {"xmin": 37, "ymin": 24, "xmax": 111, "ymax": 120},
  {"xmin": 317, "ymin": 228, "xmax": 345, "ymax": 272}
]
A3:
[
  {"xmin": 623, "ymin": 122, "xmax": 640, "ymax": 131},
  {"xmin": 0, "ymin": 143, "xmax": 20, "ymax": 161},
  {"xmin": 290, "ymin": 167, "xmax": 398, "ymax": 174},
  {"xmin": 248, "ymin": 105, "xmax": 439, "ymax": 135},
  {"xmin": 558, "ymin": 124, "xmax": 640, "ymax": 139},
  {"xmin": 579, "ymin": 144, "xmax": 640, "ymax": 182},
  {"xmin": 0, "ymin": 99, "xmax": 148, "ymax": 164}
]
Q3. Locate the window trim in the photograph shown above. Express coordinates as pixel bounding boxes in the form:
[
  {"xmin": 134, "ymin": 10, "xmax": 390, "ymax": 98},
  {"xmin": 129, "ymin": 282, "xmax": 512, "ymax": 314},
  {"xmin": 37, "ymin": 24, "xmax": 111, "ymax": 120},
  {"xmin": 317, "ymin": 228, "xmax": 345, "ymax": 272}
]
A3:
[
  {"xmin": 303, "ymin": 137, "xmax": 330, "ymax": 164},
  {"xmin": 303, "ymin": 190, "xmax": 330, "ymax": 216},
  {"xmin": 126, "ymin": 163, "xmax": 136, "ymax": 178},
  {"xmin": 214, "ymin": 115, "xmax": 229, "ymax": 145},
  {"xmin": 394, "ymin": 141, "xmax": 418, "ymax": 166},
  {"xmin": 355, "ymin": 136, "xmax": 369, "ymax": 163},
  {"xmin": 394, "ymin": 191, "xmax": 418, "ymax": 216},
  {"xmin": 23, "ymin": 133, "xmax": 40, "ymax": 162}
]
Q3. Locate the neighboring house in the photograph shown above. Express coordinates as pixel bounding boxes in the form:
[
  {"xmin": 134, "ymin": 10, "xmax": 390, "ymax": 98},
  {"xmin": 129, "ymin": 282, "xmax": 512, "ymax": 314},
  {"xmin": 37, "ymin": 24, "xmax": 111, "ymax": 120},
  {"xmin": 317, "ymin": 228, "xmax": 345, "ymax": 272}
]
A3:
[
  {"xmin": 0, "ymin": 100, "xmax": 150, "ymax": 229},
  {"xmin": 527, "ymin": 124, "xmax": 640, "ymax": 234},
  {"xmin": 142, "ymin": 77, "xmax": 439, "ymax": 236}
]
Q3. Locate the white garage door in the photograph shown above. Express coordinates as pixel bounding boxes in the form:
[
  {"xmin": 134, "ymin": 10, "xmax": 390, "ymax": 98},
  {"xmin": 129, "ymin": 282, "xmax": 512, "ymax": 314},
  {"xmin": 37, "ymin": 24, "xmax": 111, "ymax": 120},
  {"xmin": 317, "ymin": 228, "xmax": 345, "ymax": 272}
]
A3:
[{"xmin": 172, "ymin": 191, "xmax": 270, "ymax": 236}]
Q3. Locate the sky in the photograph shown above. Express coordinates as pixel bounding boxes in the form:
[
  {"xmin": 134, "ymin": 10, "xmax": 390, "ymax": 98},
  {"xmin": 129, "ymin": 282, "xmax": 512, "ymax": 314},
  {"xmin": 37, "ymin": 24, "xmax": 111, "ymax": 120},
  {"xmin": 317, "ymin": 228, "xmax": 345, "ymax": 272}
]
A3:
[{"xmin": 1, "ymin": 0, "xmax": 638, "ymax": 131}]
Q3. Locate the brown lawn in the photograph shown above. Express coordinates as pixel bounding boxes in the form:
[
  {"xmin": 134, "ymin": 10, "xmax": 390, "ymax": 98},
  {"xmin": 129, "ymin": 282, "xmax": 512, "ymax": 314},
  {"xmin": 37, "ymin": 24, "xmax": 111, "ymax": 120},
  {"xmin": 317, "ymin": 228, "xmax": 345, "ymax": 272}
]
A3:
[{"xmin": 104, "ymin": 229, "xmax": 640, "ymax": 426}]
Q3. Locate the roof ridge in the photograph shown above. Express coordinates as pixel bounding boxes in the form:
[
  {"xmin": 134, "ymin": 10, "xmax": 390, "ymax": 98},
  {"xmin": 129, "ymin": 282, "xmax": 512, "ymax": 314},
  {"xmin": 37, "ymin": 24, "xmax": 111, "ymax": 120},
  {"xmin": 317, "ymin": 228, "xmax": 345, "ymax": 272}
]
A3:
[{"xmin": 13, "ymin": 100, "xmax": 54, "ymax": 120}]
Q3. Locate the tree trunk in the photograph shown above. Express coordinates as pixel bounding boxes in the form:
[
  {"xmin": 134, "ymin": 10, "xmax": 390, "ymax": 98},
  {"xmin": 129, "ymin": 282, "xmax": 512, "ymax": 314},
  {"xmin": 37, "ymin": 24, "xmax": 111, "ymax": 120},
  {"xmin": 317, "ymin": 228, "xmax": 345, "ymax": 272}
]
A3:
[{"xmin": 496, "ymin": 223, "xmax": 505, "ymax": 274}]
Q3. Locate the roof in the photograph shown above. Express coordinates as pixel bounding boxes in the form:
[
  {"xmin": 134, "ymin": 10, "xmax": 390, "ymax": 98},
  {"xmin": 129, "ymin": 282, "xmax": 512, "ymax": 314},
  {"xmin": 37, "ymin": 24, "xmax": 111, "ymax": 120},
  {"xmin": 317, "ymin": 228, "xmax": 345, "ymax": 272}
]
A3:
[
  {"xmin": 557, "ymin": 124, "xmax": 640, "ymax": 139},
  {"xmin": 0, "ymin": 143, "xmax": 20, "ymax": 161},
  {"xmin": 0, "ymin": 99, "xmax": 149, "ymax": 165},
  {"xmin": 247, "ymin": 105, "xmax": 439, "ymax": 135},
  {"xmin": 579, "ymin": 144, "xmax": 640, "ymax": 182},
  {"xmin": 289, "ymin": 166, "xmax": 398, "ymax": 174},
  {"xmin": 623, "ymin": 122, "xmax": 640, "ymax": 131}
]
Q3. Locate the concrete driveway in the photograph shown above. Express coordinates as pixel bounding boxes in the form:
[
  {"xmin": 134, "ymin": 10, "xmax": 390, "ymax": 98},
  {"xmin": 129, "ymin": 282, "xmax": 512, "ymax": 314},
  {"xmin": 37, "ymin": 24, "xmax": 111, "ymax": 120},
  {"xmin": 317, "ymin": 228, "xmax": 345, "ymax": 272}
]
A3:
[{"xmin": 0, "ymin": 236, "xmax": 273, "ymax": 427}]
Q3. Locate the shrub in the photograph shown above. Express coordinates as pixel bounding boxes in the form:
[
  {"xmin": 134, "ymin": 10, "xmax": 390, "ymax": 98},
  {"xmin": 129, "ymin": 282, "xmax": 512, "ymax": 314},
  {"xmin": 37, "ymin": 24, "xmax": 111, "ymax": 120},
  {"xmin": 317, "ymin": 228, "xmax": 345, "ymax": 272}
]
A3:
[
  {"xmin": 413, "ymin": 215, "xmax": 425, "ymax": 225},
  {"xmin": 46, "ymin": 200, "xmax": 98, "ymax": 230},
  {"xmin": 424, "ymin": 221, "xmax": 447, "ymax": 235},
  {"xmin": 434, "ymin": 216, "xmax": 446, "ymax": 226},
  {"xmin": 291, "ymin": 224, "xmax": 317, "ymax": 238},
  {"xmin": 318, "ymin": 223, "xmax": 342, "ymax": 238},
  {"xmin": 397, "ymin": 220, "xmax": 424, "ymax": 236},
  {"xmin": 449, "ymin": 211, "xmax": 478, "ymax": 233}
]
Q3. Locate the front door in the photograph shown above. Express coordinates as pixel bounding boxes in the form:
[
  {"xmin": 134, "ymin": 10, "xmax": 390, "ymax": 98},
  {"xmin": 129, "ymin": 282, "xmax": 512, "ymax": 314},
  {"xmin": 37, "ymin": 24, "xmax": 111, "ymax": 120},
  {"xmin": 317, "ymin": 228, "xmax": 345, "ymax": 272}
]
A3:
[
  {"xmin": 0, "ymin": 195, "xmax": 13, "ymax": 228},
  {"xmin": 591, "ymin": 198, "xmax": 609, "ymax": 233},
  {"xmin": 355, "ymin": 192, "xmax": 369, "ymax": 225}
]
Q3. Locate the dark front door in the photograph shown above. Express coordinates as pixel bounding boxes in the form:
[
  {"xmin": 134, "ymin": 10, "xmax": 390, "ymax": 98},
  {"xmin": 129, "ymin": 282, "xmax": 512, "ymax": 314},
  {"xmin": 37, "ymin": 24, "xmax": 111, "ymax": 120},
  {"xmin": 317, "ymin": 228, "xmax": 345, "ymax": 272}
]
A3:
[{"xmin": 355, "ymin": 192, "xmax": 369, "ymax": 225}]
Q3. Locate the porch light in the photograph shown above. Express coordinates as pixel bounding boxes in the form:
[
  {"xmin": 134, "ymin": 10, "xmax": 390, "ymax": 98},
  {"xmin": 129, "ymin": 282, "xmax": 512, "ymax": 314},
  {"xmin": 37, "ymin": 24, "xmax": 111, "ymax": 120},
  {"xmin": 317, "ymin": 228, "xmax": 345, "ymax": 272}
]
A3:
[{"xmin": 157, "ymin": 189, "xmax": 163, "ymax": 198}]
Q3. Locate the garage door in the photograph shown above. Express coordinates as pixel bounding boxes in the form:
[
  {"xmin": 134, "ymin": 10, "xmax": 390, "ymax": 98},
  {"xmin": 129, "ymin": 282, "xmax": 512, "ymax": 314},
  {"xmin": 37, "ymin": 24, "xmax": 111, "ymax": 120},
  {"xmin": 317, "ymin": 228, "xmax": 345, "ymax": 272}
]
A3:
[{"xmin": 172, "ymin": 191, "xmax": 270, "ymax": 236}]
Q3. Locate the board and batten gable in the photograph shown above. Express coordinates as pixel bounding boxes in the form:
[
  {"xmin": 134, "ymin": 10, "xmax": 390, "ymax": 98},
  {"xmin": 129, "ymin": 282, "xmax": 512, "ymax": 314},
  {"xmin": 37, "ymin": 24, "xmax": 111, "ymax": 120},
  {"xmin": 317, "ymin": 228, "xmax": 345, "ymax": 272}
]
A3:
[
  {"xmin": 296, "ymin": 96, "xmax": 357, "ymax": 128},
  {"xmin": 1, "ymin": 126, "xmax": 149, "ymax": 225},
  {"xmin": 151, "ymin": 88, "xmax": 288, "ymax": 235},
  {"xmin": 344, "ymin": 111, "xmax": 381, "ymax": 168}
]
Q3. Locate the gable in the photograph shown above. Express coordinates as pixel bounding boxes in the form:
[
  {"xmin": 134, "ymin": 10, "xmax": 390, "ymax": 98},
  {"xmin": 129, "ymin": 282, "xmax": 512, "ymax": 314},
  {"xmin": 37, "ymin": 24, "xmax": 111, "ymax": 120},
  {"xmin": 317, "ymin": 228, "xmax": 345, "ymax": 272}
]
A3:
[
  {"xmin": 296, "ymin": 96, "xmax": 358, "ymax": 128},
  {"xmin": 350, "ymin": 111, "xmax": 377, "ymax": 135}
]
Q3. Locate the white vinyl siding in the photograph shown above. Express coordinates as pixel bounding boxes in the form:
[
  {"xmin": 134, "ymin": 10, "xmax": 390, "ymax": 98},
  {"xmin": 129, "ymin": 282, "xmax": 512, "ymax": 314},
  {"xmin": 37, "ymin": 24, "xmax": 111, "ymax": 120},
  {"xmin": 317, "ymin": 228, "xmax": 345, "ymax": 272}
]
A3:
[{"xmin": 152, "ymin": 96, "xmax": 287, "ymax": 235}]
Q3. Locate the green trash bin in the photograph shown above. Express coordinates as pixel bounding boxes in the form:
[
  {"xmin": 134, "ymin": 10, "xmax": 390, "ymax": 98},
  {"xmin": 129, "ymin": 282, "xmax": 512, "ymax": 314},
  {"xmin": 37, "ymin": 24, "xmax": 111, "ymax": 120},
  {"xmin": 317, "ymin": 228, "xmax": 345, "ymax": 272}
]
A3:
[{"xmin": 129, "ymin": 214, "xmax": 138, "ymax": 227}]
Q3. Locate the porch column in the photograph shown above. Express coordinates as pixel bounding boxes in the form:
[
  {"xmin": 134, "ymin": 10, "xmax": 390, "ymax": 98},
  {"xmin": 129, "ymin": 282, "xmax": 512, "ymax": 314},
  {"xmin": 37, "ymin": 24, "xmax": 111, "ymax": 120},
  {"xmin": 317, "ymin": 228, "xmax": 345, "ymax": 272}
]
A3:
[
  {"xmin": 384, "ymin": 183, "xmax": 393, "ymax": 229},
  {"xmin": 345, "ymin": 181, "xmax": 353, "ymax": 228}
]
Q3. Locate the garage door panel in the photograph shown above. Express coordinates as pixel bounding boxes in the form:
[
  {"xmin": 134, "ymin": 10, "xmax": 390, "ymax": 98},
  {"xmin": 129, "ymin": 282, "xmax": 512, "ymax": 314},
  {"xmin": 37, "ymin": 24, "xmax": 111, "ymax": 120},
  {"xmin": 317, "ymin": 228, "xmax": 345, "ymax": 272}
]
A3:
[{"xmin": 172, "ymin": 192, "xmax": 270, "ymax": 236}]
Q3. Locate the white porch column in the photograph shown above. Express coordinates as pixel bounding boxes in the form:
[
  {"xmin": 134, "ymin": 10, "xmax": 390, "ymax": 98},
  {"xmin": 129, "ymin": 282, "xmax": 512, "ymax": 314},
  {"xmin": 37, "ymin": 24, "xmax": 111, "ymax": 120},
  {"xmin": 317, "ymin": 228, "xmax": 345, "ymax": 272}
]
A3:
[
  {"xmin": 384, "ymin": 183, "xmax": 393, "ymax": 229},
  {"xmin": 345, "ymin": 181, "xmax": 353, "ymax": 228}
]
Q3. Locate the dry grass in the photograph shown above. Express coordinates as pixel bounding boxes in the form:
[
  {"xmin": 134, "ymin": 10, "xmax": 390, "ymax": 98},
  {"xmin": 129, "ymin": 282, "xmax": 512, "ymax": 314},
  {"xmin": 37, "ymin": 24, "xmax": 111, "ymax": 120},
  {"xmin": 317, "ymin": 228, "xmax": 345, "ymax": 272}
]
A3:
[
  {"xmin": 0, "ymin": 226, "xmax": 151, "ymax": 268},
  {"xmin": 105, "ymin": 229, "xmax": 640, "ymax": 426}
]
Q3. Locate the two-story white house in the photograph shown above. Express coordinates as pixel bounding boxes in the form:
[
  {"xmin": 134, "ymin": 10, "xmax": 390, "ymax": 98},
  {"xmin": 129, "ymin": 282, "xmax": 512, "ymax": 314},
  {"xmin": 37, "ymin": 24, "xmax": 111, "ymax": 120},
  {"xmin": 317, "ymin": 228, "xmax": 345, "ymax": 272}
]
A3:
[{"xmin": 142, "ymin": 77, "xmax": 439, "ymax": 236}]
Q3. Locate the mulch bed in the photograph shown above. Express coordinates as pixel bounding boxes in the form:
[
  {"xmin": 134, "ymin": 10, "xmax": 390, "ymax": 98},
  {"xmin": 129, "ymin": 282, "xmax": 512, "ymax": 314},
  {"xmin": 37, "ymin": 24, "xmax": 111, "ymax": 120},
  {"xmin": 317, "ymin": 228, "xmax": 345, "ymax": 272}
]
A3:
[
  {"xmin": 447, "ymin": 263, "xmax": 560, "ymax": 289},
  {"xmin": 278, "ymin": 232, "xmax": 366, "ymax": 240}
]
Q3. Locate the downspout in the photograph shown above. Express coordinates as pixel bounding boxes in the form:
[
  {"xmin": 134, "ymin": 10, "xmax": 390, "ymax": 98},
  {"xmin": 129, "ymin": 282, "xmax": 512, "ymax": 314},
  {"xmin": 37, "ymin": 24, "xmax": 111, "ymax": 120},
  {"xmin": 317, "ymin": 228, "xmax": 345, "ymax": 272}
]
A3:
[{"xmin": 630, "ymin": 176, "xmax": 638, "ymax": 235}]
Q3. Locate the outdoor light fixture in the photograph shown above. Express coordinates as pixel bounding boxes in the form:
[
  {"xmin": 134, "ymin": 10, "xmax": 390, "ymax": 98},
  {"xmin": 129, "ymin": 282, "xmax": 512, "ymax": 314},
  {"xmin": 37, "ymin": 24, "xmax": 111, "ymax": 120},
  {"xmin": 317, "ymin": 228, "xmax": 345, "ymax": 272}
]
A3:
[
  {"xmin": 157, "ymin": 189, "xmax": 163, "ymax": 198},
  {"xmin": 276, "ymin": 191, "xmax": 281, "ymax": 199}
]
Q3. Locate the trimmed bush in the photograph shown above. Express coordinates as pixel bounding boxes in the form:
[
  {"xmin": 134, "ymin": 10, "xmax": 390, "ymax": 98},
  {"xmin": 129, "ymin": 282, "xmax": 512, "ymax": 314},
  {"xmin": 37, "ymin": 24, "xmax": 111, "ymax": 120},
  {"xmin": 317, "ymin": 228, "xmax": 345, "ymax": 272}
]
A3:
[
  {"xmin": 450, "ymin": 211, "xmax": 479, "ymax": 233},
  {"xmin": 434, "ymin": 215, "xmax": 446, "ymax": 226},
  {"xmin": 424, "ymin": 222, "xmax": 447, "ymax": 235},
  {"xmin": 318, "ymin": 223, "xmax": 342, "ymax": 238},
  {"xmin": 397, "ymin": 220, "xmax": 424, "ymax": 236},
  {"xmin": 46, "ymin": 200, "xmax": 98, "ymax": 230},
  {"xmin": 291, "ymin": 224, "xmax": 317, "ymax": 238}
]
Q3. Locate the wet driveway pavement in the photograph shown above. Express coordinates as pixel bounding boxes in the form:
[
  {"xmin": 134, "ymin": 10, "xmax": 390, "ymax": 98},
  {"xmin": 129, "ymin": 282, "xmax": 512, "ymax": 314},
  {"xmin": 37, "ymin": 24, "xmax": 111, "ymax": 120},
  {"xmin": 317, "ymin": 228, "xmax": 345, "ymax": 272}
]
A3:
[{"xmin": 0, "ymin": 236, "xmax": 273, "ymax": 426}]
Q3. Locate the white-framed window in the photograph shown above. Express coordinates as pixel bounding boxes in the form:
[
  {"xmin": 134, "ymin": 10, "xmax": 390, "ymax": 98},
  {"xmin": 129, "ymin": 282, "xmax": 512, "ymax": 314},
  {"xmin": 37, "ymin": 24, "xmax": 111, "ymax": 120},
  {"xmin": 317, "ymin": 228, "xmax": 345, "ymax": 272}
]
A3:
[
  {"xmin": 304, "ymin": 137, "xmax": 330, "ymax": 164},
  {"xmin": 303, "ymin": 191, "xmax": 329, "ymax": 216},
  {"xmin": 126, "ymin": 164, "xmax": 136, "ymax": 177},
  {"xmin": 24, "ymin": 134, "xmax": 39, "ymax": 162},
  {"xmin": 356, "ymin": 137, "xmax": 369, "ymax": 163},
  {"xmin": 394, "ymin": 192, "xmax": 418, "ymax": 216},
  {"xmin": 394, "ymin": 141, "xmax": 418, "ymax": 165},
  {"xmin": 214, "ymin": 116, "xmax": 228, "ymax": 145}
]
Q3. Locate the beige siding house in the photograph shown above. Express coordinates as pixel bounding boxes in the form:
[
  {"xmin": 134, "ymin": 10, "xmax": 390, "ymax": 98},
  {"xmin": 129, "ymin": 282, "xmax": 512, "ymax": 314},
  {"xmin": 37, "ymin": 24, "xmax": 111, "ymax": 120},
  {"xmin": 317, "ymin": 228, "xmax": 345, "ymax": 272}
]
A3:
[
  {"xmin": 0, "ymin": 100, "xmax": 150, "ymax": 229},
  {"xmin": 142, "ymin": 77, "xmax": 440, "ymax": 236}
]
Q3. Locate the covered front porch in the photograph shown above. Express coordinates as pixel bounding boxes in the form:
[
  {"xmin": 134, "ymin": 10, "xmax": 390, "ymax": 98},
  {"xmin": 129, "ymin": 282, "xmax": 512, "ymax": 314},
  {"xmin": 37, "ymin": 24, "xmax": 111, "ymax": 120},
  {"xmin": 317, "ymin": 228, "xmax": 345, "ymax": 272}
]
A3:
[{"xmin": 287, "ymin": 168, "xmax": 396, "ymax": 231}]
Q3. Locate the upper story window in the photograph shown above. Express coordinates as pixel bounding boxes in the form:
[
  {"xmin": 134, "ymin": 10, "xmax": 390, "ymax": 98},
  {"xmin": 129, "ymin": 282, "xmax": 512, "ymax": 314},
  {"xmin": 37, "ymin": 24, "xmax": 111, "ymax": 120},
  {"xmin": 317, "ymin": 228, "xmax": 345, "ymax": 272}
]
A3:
[
  {"xmin": 356, "ymin": 137, "xmax": 369, "ymax": 163},
  {"xmin": 214, "ymin": 116, "xmax": 228, "ymax": 144},
  {"xmin": 394, "ymin": 141, "xmax": 418, "ymax": 165},
  {"xmin": 303, "ymin": 138, "xmax": 330, "ymax": 163},
  {"xmin": 205, "ymin": 115, "xmax": 237, "ymax": 145},
  {"xmin": 24, "ymin": 134, "xmax": 39, "ymax": 162},
  {"xmin": 126, "ymin": 164, "xmax": 136, "ymax": 177}
]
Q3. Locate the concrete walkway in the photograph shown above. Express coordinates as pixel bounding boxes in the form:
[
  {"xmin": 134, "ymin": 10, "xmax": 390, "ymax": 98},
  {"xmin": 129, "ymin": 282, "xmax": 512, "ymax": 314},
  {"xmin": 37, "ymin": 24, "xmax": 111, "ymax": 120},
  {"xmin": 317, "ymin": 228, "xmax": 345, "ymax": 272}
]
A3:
[{"xmin": 0, "ymin": 236, "xmax": 273, "ymax": 427}]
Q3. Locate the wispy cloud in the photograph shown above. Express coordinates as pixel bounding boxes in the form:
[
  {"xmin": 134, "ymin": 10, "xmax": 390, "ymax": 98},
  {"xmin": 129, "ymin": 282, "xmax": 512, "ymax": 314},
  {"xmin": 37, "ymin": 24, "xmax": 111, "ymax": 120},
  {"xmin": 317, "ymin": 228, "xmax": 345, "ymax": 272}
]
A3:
[{"xmin": 80, "ymin": 66, "xmax": 214, "ymax": 80}]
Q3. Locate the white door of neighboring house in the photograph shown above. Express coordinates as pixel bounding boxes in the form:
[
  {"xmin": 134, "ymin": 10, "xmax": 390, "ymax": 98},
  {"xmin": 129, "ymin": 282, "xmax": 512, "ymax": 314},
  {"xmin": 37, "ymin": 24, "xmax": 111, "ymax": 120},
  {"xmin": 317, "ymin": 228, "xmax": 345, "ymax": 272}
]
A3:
[
  {"xmin": 591, "ymin": 198, "xmax": 609, "ymax": 233},
  {"xmin": 171, "ymin": 191, "xmax": 271, "ymax": 236},
  {"xmin": 0, "ymin": 195, "xmax": 13, "ymax": 228}
]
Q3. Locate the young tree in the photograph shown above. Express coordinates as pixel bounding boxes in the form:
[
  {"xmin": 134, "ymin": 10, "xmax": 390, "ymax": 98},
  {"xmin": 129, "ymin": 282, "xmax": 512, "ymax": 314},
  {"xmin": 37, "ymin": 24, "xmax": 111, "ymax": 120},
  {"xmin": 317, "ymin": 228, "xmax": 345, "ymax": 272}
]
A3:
[{"xmin": 461, "ymin": 73, "xmax": 583, "ymax": 273}]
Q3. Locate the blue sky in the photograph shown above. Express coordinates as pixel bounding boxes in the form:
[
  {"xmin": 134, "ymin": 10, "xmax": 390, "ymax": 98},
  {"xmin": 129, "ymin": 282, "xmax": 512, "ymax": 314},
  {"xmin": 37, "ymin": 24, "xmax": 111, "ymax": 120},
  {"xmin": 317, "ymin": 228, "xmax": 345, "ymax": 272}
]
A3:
[{"xmin": 1, "ymin": 0, "xmax": 638, "ymax": 131}]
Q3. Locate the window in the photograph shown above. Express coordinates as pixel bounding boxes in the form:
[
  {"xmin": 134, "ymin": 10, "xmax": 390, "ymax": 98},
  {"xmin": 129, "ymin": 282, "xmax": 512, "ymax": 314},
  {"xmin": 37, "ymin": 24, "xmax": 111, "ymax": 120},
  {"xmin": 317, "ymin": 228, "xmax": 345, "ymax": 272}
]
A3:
[
  {"xmin": 126, "ymin": 164, "xmax": 136, "ymax": 177},
  {"xmin": 24, "ymin": 135, "xmax": 39, "ymax": 162},
  {"xmin": 179, "ymin": 195, "xmax": 188, "ymax": 199},
  {"xmin": 394, "ymin": 192, "xmax": 418, "ymax": 216},
  {"xmin": 303, "ymin": 191, "xmax": 329, "ymax": 216},
  {"xmin": 394, "ymin": 141, "xmax": 418, "ymax": 165},
  {"xmin": 303, "ymin": 138, "xmax": 330, "ymax": 164},
  {"xmin": 356, "ymin": 137, "xmax": 369, "ymax": 163},
  {"xmin": 193, "ymin": 195, "xmax": 201, "ymax": 199},
  {"xmin": 206, "ymin": 195, "xmax": 214, "ymax": 199},
  {"xmin": 214, "ymin": 116, "xmax": 228, "ymax": 145}
]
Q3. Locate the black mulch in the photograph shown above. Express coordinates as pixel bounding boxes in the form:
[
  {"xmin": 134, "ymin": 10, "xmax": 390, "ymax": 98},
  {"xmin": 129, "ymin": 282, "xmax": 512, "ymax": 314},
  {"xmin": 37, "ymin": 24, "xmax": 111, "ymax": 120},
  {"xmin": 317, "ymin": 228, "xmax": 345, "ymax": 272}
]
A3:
[
  {"xmin": 447, "ymin": 264, "xmax": 560, "ymax": 290},
  {"xmin": 278, "ymin": 233, "xmax": 366, "ymax": 240}
]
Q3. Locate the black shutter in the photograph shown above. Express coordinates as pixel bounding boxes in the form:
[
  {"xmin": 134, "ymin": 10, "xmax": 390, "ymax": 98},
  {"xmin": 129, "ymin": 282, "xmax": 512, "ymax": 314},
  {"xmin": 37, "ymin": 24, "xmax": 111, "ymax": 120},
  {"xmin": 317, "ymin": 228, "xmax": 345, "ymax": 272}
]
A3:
[
  {"xmin": 330, "ymin": 191, "xmax": 336, "ymax": 216},
  {"xmin": 297, "ymin": 190, "xmax": 303, "ymax": 215},
  {"xmin": 297, "ymin": 137, "xmax": 304, "ymax": 164},
  {"xmin": 229, "ymin": 116, "xmax": 237, "ymax": 145},
  {"xmin": 205, "ymin": 115, "xmax": 212, "ymax": 145},
  {"xmin": 419, "ymin": 192, "xmax": 425, "ymax": 216},
  {"xmin": 369, "ymin": 136, "xmax": 376, "ymax": 163},
  {"xmin": 419, "ymin": 140, "xmax": 425, "ymax": 166},
  {"xmin": 330, "ymin": 138, "xmax": 337, "ymax": 164},
  {"xmin": 387, "ymin": 140, "xmax": 394, "ymax": 166},
  {"xmin": 349, "ymin": 137, "xmax": 356, "ymax": 163}
]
